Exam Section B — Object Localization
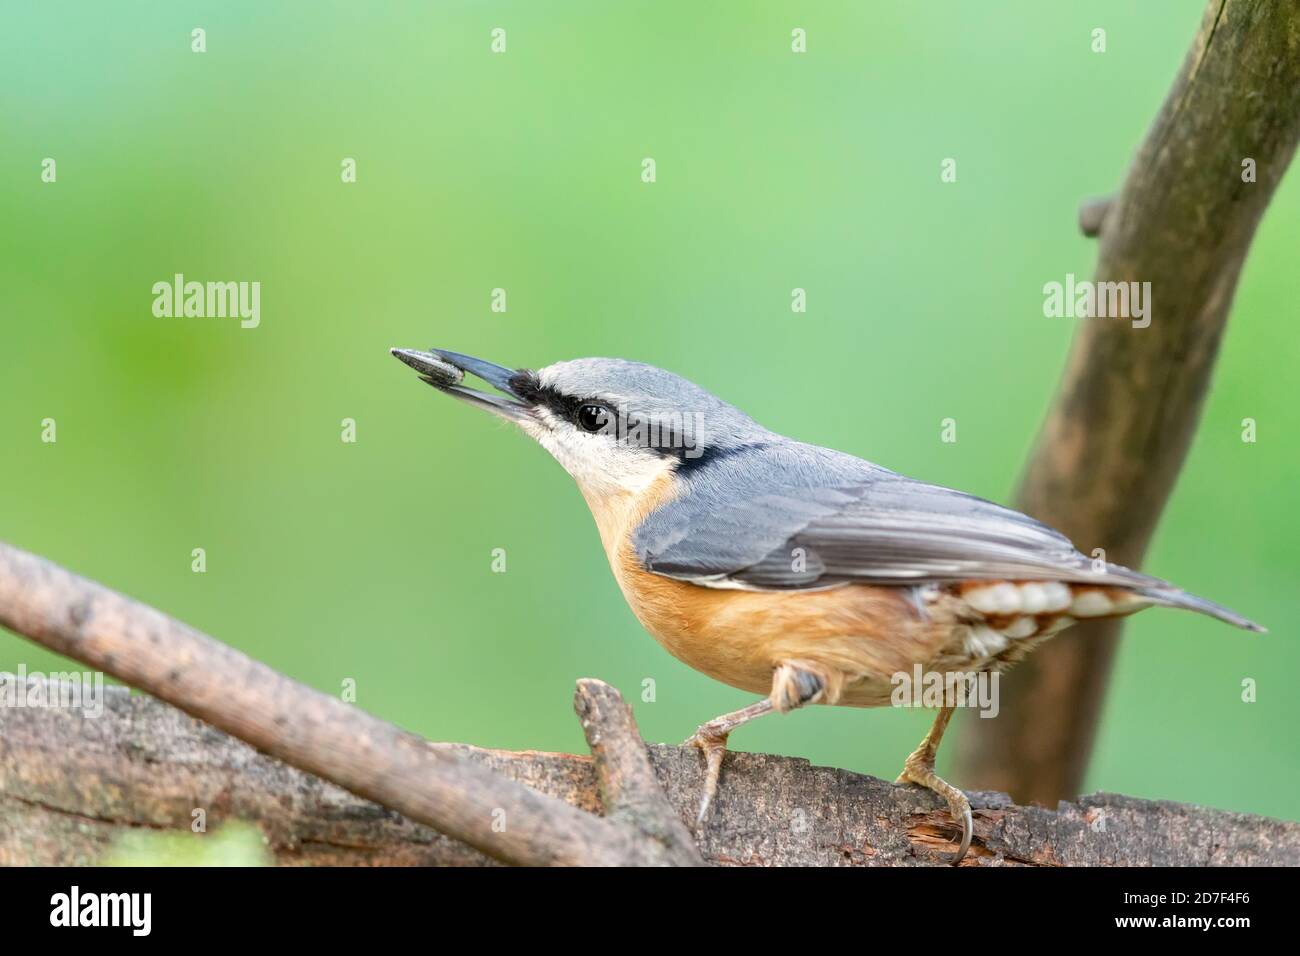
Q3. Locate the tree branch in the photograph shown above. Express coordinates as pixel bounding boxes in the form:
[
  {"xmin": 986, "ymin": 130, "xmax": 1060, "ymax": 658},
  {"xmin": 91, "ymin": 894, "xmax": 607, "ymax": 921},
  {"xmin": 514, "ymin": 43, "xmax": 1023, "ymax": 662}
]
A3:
[
  {"xmin": 574, "ymin": 679, "xmax": 701, "ymax": 862},
  {"xmin": 0, "ymin": 540, "xmax": 694, "ymax": 866},
  {"xmin": 4, "ymin": 680, "xmax": 1297, "ymax": 866},
  {"xmin": 955, "ymin": 0, "xmax": 1300, "ymax": 805}
]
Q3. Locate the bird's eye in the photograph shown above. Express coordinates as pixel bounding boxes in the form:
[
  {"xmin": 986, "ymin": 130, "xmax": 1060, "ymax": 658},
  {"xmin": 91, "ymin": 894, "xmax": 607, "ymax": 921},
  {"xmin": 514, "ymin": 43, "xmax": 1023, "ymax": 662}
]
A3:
[{"xmin": 576, "ymin": 403, "xmax": 612, "ymax": 433}]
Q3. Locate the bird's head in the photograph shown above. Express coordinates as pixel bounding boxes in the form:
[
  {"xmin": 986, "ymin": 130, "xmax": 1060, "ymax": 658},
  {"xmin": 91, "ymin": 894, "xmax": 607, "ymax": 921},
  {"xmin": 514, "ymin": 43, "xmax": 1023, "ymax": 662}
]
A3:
[{"xmin": 391, "ymin": 348, "xmax": 768, "ymax": 500}]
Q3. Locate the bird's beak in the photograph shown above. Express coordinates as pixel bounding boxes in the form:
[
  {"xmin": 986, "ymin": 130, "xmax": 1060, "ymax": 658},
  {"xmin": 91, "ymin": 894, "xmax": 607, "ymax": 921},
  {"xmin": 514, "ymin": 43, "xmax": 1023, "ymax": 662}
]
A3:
[{"xmin": 390, "ymin": 348, "xmax": 529, "ymax": 422}]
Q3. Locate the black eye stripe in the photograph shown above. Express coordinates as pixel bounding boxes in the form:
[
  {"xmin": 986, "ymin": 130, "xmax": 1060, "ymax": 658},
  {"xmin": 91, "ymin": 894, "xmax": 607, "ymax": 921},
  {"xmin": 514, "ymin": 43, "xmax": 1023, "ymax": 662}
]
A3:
[
  {"xmin": 512, "ymin": 372, "xmax": 703, "ymax": 459},
  {"xmin": 512, "ymin": 374, "xmax": 707, "ymax": 460},
  {"xmin": 513, "ymin": 375, "xmax": 713, "ymax": 463},
  {"xmin": 508, "ymin": 371, "xmax": 612, "ymax": 423}
]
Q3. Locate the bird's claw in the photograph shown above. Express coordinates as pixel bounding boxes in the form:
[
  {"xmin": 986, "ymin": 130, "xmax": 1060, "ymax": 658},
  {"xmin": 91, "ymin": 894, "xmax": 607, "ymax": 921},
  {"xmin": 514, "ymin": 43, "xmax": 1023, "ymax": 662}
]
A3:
[
  {"xmin": 685, "ymin": 726, "xmax": 729, "ymax": 828},
  {"xmin": 896, "ymin": 761, "xmax": 973, "ymax": 865},
  {"xmin": 948, "ymin": 797, "xmax": 974, "ymax": 864}
]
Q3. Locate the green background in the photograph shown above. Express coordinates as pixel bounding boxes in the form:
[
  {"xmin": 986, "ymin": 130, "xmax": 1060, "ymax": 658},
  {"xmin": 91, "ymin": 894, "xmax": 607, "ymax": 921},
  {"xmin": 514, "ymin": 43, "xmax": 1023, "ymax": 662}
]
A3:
[{"xmin": 3, "ymin": 2, "xmax": 1296, "ymax": 825}]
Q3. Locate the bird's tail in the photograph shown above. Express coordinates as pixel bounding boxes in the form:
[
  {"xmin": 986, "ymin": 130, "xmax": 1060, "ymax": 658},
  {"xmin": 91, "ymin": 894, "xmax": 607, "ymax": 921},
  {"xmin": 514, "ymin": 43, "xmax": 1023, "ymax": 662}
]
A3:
[{"xmin": 1136, "ymin": 586, "xmax": 1266, "ymax": 633}]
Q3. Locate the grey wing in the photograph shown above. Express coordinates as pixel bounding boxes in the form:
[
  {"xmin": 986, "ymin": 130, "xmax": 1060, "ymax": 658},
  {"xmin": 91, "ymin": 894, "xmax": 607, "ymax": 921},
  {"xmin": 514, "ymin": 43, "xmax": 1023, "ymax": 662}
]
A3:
[{"xmin": 633, "ymin": 442, "xmax": 1160, "ymax": 591}]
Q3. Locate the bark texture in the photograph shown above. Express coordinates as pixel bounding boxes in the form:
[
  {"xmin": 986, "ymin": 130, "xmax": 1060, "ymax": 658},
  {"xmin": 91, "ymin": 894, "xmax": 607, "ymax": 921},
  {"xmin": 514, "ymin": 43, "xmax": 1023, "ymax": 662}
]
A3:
[{"xmin": 3, "ymin": 682, "xmax": 1297, "ymax": 867}]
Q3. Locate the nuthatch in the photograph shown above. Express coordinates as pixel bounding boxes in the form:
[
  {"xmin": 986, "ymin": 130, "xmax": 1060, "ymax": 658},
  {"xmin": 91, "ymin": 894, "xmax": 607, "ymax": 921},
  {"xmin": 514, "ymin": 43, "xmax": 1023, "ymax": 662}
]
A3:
[{"xmin": 392, "ymin": 347, "xmax": 1264, "ymax": 863}]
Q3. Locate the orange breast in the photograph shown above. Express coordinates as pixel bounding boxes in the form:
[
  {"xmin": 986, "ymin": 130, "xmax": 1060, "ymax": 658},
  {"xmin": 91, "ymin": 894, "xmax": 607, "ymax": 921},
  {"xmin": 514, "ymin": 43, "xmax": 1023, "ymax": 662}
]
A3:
[{"xmin": 614, "ymin": 556, "xmax": 948, "ymax": 702}]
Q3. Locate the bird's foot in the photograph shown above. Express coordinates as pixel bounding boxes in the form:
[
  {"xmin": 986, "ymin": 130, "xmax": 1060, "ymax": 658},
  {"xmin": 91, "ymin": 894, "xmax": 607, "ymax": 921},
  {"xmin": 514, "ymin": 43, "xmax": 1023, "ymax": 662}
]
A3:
[
  {"xmin": 684, "ymin": 722, "xmax": 730, "ymax": 828},
  {"xmin": 682, "ymin": 697, "xmax": 775, "ymax": 829},
  {"xmin": 896, "ymin": 757, "xmax": 973, "ymax": 864},
  {"xmin": 682, "ymin": 675, "xmax": 823, "ymax": 834}
]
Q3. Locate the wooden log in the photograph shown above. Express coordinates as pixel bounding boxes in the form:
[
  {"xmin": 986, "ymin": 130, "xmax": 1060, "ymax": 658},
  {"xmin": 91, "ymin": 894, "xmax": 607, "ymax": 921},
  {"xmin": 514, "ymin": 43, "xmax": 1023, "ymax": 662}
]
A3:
[{"xmin": 3, "ymin": 682, "xmax": 1296, "ymax": 867}]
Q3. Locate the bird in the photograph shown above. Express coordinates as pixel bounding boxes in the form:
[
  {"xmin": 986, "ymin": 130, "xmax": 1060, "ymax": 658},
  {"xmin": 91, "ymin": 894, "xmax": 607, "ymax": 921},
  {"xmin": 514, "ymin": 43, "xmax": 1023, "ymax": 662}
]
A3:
[{"xmin": 390, "ymin": 346, "xmax": 1264, "ymax": 863}]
